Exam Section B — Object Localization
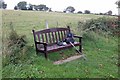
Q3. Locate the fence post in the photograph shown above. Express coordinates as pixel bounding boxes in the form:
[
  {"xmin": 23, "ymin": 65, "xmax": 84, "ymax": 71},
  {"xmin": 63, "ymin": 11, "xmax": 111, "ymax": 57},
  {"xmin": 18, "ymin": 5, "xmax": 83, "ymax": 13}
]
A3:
[{"xmin": 45, "ymin": 20, "xmax": 49, "ymax": 29}]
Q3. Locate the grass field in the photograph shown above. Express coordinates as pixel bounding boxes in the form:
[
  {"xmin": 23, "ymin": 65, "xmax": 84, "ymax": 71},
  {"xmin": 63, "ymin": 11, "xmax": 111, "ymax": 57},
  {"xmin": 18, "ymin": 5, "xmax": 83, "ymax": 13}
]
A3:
[{"xmin": 2, "ymin": 10, "xmax": 118, "ymax": 78}]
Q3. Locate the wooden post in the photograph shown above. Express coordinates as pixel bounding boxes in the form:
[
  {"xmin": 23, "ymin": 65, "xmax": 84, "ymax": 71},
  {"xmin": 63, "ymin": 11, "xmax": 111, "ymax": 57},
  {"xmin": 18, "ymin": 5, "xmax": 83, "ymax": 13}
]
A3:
[
  {"xmin": 116, "ymin": 0, "xmax": 120, "ymax": 28},
  {"xmin": 45, "ymin": 20, "xmax": 49, "ymax": 29},
  {"xmin": 118, "ymin": 15, "xmax": 120, "ymax": 21},
  {"xmin": 118, "ymin": 7, "xmax": 120, "ymax": 20},
  {"xmin": 117, "ymin": 3, "xmax": 120, "ymax": 65},
  {"xmin": 67, "ymin": 26, "xmax": 70, "ymax": 32},
  {"xmin": 56, "ymin": 21, "xmax": 58, "ymax": 27},
  {"xmin": 117, "ymin": 7, "xmax": 120, "ymax": 31},
  {"xmin": 118, "ymin": 16, "xmax": 120, "ymax": 27}
]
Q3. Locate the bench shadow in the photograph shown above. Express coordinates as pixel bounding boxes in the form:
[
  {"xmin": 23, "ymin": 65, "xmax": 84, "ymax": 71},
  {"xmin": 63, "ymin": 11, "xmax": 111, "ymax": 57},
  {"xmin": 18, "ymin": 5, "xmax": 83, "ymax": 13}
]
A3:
[{"xmin": 48, "ymin": 48, "xmax": 79, "ymax": 61}]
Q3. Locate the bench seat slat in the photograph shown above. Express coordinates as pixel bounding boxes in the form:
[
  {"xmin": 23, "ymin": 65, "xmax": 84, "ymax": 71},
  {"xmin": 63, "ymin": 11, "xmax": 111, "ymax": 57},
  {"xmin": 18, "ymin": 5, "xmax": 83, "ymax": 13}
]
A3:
[{"xmin": 38, "ymin": 42, "xmax": 80, "ymax": 52}]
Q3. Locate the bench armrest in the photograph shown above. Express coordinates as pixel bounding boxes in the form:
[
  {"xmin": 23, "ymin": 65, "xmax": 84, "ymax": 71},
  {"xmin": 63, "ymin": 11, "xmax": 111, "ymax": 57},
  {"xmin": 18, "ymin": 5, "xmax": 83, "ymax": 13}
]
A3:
[
  {"xmin": 35, "ymin": 41, "xmax": 48, "ymax": 51},
  {"xmin": 35, "ymin": 41, "xmax": 48, "ymax": 45},
  {"xmin": 74, "ymin": 35, "xmax": 82, "ymax": 39},
  {"xmin": 74, "ymin": 35, "xmax": 82, "ymax": 52},
  {"xmin": 73, "ymin": 35, "xmax": 82, "ymax": 44}
]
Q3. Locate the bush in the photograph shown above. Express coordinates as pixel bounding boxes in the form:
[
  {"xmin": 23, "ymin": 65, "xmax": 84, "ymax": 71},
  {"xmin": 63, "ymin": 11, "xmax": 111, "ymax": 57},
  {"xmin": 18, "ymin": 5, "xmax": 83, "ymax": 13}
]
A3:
[
  {"xmin": 77, "ymin": 17, "xmax": 118, "ymax": 36},
  {"xmin": 2, "ymin": 22, "xmax": 28, "ymax": 66},
  {"xmin": 77, "ymin": 11, "xmax": 82, "ymax": 14},
  {"xmin": 84, "ymin": 10, "xmax": 91, "ymax": 14}
]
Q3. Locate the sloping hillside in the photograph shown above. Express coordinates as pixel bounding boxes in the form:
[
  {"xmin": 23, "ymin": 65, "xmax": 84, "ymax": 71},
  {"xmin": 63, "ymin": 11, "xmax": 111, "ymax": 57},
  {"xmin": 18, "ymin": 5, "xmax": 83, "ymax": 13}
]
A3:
[{"xmin": 2, "ymin": 10, "xmax": 118, "ymax": 78}]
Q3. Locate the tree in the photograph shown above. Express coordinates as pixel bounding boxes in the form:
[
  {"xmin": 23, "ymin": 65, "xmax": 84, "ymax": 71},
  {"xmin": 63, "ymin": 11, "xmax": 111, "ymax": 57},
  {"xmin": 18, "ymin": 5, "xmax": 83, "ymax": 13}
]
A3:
[
  {"xmin": 33, "ymin": 5, "xmax": 38, "ymax": 10},
  {"xmin": 37, "ymin": 4, "xmax": 46, "ymax": 11},
  {"xmin": 17, "ymin": 1, "xmax": 27, "ymax": 10},
  {"xmin": 48, "ymin": 8, "xmax": 52, "ymax": 12},
  {"xmin": 16, "ymin": 1, "xmax": 49, "ymax": 11},
  {"xmin": 107, "ymin": 10, "xmax": 112, "ymax": 15},
  {"xmin": 116, "ymin": 0, "xmax": 120, "ymax": 7},
  {"xmin": 116, "ymin": 0, "xmax": 120, "ymax": 16},
  {"xmin": 84, "ymin": 10, "xmax": 91, "ymax": 14},
  {"xmin": 77, "ymin": 11, "xmax": 82, "ymax": 14},
  {"xmin": 99, "ymin": 13, "xmax": 104, "ymax": 15},
  {"xmin": 33, "ymin": 4, "xmax": 49, "ymax": 11},
  {"xmin": 28, "ymin": 5, "xmax": 33, "ymax": 10},
  {"xmin": 26, "ymin": 4, "xmax": 33, "ymax": 10},
  {"xmin": 2, "ymin": 2, "xmax": 7, "ymax": 9},
  {"xmin": 38, "ymin": 4, "xmax": 49, "ymax": 11},
  {"xmin": 44, "ymin": 7, "xmax": 49, "ymax": 11},
  {"xmin": 14, "ymin": 6, "xmax": 18, "ymax": 10},
  {"xmin": 63, "ymin": 10, "xmax": 66, "ymax": 13},
  {"xmin": 0, "ymin": 0, "xmax": 7, "ymax": 9},
  {"xmin": 65, "ymin": 6, "xmax": 75, "ymax": 13}
]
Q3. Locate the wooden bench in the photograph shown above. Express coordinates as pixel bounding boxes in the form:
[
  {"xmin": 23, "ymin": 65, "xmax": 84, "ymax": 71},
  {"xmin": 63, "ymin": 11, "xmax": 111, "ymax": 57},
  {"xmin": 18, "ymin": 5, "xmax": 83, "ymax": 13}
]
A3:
[{"xmin": 32, "ymin": 26, "xmax": 82, "ymax": 59}]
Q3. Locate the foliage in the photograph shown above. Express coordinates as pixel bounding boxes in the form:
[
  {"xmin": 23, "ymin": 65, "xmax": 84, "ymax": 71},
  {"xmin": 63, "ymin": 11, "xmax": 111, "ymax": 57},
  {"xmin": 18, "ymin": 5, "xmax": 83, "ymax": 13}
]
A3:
[
  {"xmin": 77, "ymin": 17, "xmax": 118, "ymax": 36},
  {"xmin": 26, "ymin": 4, "xmax": 33, "ymax": 10},
  {"xmin": 107, "ymin": 10, "xmax": 112, "ymax": 15},
  {"xmin": 15, "ymin": 1, "xmax": 49, "ymax": 11},
  {"xmin": 16, "ymin": 2, "xmax": 33, "ymax": 10},
  {"xmin": 116, "ymin": 0, "xmax": 120, "ymax": 7},
  {"xmin": 77, "ymin": 11, "xmax": 83, "ymax": 14},
  {"xmin": 65, "ymin": 6, "xmax": 75, "ymax": 13},
  {"xmin": 17, "ymin": 1, "xmax": 27, "ymax": 10},
  {"xmin": 33, "ymin": 4, "xmax": 49, "ymax": 11},
  {"xmin": 2, "ymin": 22, "xmax": 28, "ymax": 66},
  {"xmin": 84, "ymin": 10, "xmax": 91, "ymax": 14},
  {"xmin": 0, "ymin": 0, "xmax": 7, "ymax": 9},
  {"xmin": 14, "ymin": 6, "xmax": 18, "ymax": 10}
]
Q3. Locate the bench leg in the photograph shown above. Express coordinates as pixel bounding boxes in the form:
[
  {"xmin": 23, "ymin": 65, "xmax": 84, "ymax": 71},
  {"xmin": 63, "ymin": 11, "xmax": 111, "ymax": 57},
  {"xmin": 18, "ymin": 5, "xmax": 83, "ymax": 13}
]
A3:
[
  {"xmin": 79, "ymin": 44, "xmax": 82, "ymax": 53},
  {"xmin": 36, "ymin": 50, "xmax": 39, "ymax": 55},
  {"xmin": 44, "ymin": 52, "xmax": 48, "ymax": 59},
  {"xmin": 79, "ymin": 37, "xmax": 82, "ymax": 53}
]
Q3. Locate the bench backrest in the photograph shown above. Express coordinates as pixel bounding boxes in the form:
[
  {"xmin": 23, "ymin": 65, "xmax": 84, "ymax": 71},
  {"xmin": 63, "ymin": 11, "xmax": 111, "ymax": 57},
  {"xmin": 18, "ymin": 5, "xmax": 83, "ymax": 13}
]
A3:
[{"xmin": 32, "ymin": 26, "xmax": 70, "ymax": 45}]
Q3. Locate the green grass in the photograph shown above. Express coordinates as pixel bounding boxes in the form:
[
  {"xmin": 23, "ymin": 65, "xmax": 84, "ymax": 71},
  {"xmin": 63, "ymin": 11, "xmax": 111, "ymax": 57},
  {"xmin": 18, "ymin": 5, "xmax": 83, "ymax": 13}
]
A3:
[
  {"xmin": 0, "ymin": 10, "xmax": 2, "ymax": 80},
  {"xmin": 2, "ymin": 10, "xmax": 118, "ymax": 78}
]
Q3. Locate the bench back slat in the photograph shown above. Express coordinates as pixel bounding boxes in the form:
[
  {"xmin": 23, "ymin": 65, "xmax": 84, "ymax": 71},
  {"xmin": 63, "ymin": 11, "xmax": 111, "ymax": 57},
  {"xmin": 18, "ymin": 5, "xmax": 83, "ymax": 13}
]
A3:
[
  {"xmin": 41, "ymin": 34, "xmax": 44, "ymax": 42},
  {"xmin": 33, "ymin": 27, "xmax": 70, "ymax": 44},
  {"xmin": 51, "ymin": 32, "xmax": 55, "ymax": 43},
  {"xmin": 55, "ymin": 31, "xmax": 58, "ymax": 42},
  {"xmin": 63, "ymin": 31, "xmax": 67, "ymax": 38},
  {"xmin": 61, "ymin": 31, "xmax": 64, "ymax": 40},
  {"xmin": 58, "ymin": 31, "xmax": 61, "ymax": 41},
  {"xmin": 45, "ymin": 33, "xmax": 48, "ymax": 43},
  {"xmin": 48, "ymin": 33, "xmax": 52, "ymax": 43},
  {"xmin": 37, "ymin": 34, "xmax": 41, "ymax": 42}
]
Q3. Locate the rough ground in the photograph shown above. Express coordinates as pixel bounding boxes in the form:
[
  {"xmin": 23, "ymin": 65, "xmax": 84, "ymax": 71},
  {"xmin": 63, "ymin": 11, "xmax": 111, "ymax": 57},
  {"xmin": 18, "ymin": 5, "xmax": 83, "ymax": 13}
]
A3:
[{"xmin": 53, "ymin": 54, "xmax": 85, "ymax": 65}]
